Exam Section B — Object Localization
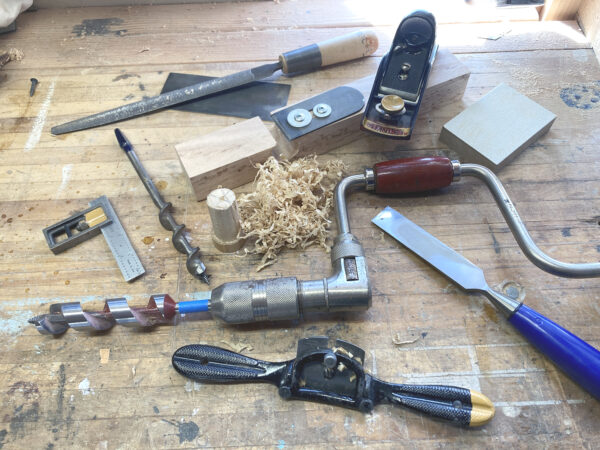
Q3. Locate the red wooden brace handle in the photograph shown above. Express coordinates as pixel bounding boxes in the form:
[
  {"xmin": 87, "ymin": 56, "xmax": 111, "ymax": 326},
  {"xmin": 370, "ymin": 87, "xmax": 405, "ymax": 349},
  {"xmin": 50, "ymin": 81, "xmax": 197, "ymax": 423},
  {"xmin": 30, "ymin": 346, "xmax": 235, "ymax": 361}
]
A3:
[{"xmin": 373, "ymin": 157, "xmax": 455, "ymax": 194}]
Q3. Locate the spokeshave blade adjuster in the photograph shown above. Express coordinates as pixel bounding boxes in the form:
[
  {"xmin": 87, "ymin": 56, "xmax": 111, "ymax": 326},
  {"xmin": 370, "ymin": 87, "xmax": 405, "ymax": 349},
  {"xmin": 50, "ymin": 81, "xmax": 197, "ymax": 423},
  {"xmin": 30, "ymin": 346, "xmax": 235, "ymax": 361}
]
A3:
[{"xmin": 361, "ymin": 10, "xmax": 437, "ymax": 139}]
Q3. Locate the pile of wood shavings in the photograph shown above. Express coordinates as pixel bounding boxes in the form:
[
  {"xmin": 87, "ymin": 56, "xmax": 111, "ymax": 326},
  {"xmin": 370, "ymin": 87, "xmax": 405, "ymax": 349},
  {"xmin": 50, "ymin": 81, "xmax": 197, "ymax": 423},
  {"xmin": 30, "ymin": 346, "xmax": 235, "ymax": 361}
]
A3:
[{"xmin": 238, "ymin": 156, "xmax": 345, "ymax": 271}]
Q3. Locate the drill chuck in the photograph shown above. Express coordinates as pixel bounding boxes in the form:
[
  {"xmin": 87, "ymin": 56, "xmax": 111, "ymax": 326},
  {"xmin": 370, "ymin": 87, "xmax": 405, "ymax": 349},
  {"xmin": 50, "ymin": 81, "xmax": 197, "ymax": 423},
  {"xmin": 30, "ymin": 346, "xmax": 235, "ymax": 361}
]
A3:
[
  {"xmin": 209, "ymin": 232, "xmax": 371, "ymax": 324},
  {"xmin": 210, "ymin": 277, "xmax": 300, "ymax": 324}
]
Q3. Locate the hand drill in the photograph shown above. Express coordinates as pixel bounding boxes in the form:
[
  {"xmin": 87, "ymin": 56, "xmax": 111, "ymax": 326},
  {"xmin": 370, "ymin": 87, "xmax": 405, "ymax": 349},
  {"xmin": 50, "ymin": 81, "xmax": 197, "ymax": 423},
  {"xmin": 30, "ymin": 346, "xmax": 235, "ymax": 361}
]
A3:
[{"xmin": 29, "ymin": 167, "xmax": 374, "ymax": 334}]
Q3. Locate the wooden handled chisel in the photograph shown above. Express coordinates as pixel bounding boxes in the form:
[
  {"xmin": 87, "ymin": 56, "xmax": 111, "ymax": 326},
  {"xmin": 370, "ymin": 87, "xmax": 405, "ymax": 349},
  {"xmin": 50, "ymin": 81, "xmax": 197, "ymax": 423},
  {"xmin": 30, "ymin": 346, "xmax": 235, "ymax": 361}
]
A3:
[
  {"xmin": 51, "ymin": 30, "xmax": 378, "ymax": 135},
  {"xmin": 372, "ymin": 206, "xmax": 600, "ymax": 399}
]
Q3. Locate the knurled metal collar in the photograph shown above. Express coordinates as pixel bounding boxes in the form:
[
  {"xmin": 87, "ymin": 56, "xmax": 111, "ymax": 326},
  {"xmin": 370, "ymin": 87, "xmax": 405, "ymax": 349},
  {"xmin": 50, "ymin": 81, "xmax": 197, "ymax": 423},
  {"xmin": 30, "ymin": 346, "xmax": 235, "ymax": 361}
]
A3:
[{"xmin": 331, "ymin": 236, "xmax": 365, "ymax": 262}]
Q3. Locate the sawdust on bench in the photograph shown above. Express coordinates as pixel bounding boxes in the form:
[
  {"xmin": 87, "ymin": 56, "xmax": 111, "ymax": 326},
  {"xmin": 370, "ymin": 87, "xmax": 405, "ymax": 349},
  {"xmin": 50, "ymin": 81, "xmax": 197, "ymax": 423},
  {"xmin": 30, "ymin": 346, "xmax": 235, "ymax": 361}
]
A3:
[{"xmin": 238, "ymin": 155, "xmax": 345, "ymax": 271}]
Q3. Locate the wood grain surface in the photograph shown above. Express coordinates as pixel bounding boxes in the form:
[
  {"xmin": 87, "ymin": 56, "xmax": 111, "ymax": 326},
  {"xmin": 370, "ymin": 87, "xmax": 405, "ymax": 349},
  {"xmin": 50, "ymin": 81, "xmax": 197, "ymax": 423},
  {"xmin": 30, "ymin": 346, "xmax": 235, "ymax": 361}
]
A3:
[
  {"xmin": 1, "ymin": 1, "xmax": 599, "ymax": 448},
  {"xmin": 176, "ymin": 116, "xmax": 277, "ymax": 201}
]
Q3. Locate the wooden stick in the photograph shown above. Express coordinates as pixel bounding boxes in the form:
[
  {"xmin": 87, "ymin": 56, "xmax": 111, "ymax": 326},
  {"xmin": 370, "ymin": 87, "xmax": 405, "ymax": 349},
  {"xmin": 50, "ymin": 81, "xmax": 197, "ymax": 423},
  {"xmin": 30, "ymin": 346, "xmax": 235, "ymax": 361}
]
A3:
[{"xmin": 207, "ymin": 188, "xmax": 246, "ymax": 253}]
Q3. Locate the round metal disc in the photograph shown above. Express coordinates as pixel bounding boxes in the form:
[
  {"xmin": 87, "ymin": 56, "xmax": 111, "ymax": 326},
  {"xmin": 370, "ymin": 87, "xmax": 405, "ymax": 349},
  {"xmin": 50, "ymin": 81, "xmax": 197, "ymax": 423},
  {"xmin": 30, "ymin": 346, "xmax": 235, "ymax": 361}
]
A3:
[
  {"xmin": 287, "ymin": 108, "xmax": 312, "ymax": 128},
  {"xmin": 381, "ymin": 95, "xmax": 406, "ymax": 114},
  {"xmin": 313, "ymin": 103, "xmax": 332, "ymax": 118}
]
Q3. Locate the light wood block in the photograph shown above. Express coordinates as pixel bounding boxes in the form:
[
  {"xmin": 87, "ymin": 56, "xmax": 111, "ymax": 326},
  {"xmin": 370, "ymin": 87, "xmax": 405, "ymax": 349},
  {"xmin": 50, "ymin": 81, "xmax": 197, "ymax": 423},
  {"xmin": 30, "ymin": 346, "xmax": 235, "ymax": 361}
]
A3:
[
  {"xmin": 275, "ymin": 48, "xmax": 471, "ymax": 159},
  {"xmin": 175, "ymin": 117, "xmax": 278, "ymax": 201},
  {"xmin": 542, "ymin": 0, "xmax": 583, "ymax": 21},
  {"xmin": 440, "ymin": 83, "xmax": 557, "ymax": 170},
  {"xmin": 578, "ymin": 0, "xmax": 600, "ymax": 65}
]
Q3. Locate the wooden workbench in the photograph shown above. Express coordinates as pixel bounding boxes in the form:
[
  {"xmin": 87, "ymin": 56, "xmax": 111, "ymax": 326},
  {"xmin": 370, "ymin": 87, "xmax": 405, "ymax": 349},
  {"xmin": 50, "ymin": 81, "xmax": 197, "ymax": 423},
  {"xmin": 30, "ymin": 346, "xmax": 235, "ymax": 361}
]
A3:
[{"xmin": 1, "ymin": 1, "xmax": 599, "ymax": 447}]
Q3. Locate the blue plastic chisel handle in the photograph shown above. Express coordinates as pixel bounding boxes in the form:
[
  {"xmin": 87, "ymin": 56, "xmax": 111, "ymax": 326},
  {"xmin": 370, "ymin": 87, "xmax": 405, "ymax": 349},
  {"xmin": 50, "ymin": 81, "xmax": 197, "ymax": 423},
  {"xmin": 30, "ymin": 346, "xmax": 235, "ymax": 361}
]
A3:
[
  {"xmin": 178, "ymin": 299, "xmax": 210, "ymax": 314},
  {"xmin": 509, "ymin": 304, "xmax": 600, "ymax": 399}
]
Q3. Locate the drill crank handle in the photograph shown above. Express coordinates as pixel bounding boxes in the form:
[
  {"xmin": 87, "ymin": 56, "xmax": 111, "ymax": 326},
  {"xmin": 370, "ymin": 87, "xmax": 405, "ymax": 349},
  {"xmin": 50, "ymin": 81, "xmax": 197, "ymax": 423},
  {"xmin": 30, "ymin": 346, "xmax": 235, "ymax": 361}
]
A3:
[
  {"xmin": 172, "ymin": 344, "xmax": 287, "ymax": 384},
  {"xmin": 280, "ymin": 29, "xmax": 378, "ymax": 74},
  {"xmin": 368, "ymin": 156, "xmax": 600, "ymax": 278},
  {"xmin": 374, "ymin": 380, "xmax": 495, "ymax": 427},
  {"xmin": 369, "ymin": 156, "xmax": 459, "ymax": 194},
  {"xmin": 461, "ymin": 163, "xmax": 600, "ymax": 278}
]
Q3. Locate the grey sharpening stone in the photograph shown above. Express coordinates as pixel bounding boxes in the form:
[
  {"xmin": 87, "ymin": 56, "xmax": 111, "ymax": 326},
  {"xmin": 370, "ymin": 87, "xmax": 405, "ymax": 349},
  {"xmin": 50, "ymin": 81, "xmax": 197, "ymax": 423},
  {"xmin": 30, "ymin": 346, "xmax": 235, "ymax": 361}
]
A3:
[{"xmin": 439, "ymin": 83, "xmax": 556, "ymax": 170}]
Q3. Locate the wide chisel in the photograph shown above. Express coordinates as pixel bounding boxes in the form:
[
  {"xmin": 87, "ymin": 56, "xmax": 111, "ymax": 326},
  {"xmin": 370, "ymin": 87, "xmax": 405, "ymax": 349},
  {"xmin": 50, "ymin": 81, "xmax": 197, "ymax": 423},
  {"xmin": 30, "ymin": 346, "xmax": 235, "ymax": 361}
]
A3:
[
  {"xmin": 372, "ymin": 206, "xmax": 600, "ymax": 399},
  {"xmin": 51, "ymin": 30, "xmax": 378, "ymax": 135}
]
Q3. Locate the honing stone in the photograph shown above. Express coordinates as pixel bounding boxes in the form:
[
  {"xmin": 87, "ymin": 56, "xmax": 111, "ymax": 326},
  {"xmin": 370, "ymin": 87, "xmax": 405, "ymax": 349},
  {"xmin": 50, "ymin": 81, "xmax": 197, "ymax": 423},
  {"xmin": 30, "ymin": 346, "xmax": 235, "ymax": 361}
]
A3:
[{"xmin": 440, "ymin": 83, "xmax": 556, "ymax": 170}]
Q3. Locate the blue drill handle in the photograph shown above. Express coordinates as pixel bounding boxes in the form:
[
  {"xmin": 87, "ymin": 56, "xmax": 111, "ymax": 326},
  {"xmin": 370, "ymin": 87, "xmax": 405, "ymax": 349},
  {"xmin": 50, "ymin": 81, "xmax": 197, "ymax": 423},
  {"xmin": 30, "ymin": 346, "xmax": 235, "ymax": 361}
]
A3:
[
  {"xmin": 509, "ymin": 304, "xmax": 600, "ymax": 399},
  {"xmin": 178, "ymin": 299, "xmax": 210, "ymax": 314}
]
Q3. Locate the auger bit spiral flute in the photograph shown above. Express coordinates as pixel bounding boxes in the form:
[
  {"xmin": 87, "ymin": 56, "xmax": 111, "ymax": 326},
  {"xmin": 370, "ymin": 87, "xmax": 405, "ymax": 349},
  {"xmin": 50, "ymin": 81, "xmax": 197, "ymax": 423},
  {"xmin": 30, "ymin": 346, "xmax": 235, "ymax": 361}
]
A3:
[{"xmin": 115, "ymin": 129, "xmax": 210, "ymax": 284}]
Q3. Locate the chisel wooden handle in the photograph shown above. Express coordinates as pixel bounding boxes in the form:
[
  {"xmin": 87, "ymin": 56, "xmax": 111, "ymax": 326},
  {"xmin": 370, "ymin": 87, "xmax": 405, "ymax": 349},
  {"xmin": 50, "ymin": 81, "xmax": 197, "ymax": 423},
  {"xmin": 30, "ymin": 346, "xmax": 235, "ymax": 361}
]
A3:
[
  {"xmin": 280, "ymin": 29, "xmax": 378, "ymax": 74},
  {"xmin": 373, "ymin": 156, "xmax": 456, "ymax": 194}
]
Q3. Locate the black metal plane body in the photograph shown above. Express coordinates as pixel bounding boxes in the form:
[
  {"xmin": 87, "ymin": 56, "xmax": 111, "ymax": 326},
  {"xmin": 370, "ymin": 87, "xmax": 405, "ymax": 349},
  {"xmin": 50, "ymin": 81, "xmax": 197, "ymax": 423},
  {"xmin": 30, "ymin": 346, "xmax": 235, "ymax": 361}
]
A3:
[{"xmin": 362, "ymin": 10, "xmax": 437, "ymax": 139}]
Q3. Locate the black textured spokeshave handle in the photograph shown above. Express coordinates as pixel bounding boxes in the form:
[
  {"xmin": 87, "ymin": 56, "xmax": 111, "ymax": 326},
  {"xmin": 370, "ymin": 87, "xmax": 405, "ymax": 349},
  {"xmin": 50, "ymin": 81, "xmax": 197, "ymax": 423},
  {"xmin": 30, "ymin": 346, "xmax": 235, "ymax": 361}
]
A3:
[
  {"xmin": 375, "ymin": 380, "xmax": 494, "ymax": 427},
  {"xmin": 383, "ymin": 383, "xmax": 472, "ymax": 425},
  {"xmin": 172, "ymin": 344, "xmax": 287, "ymax": 384}
]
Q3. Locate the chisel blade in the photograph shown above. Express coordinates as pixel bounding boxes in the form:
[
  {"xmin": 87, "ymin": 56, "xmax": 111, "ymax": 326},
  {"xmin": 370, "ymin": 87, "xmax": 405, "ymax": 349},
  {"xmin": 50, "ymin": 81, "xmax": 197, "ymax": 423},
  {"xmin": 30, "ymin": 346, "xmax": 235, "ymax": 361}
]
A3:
[{"xmin": 372, "ymin": 206, "xmax": 488, "ymax": 292}]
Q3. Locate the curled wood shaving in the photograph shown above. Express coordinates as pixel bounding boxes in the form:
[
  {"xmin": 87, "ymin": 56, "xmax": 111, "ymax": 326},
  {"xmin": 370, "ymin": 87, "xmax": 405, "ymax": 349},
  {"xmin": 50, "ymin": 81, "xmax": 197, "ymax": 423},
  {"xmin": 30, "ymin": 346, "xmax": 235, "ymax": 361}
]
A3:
[
  {"xmin": 392, "ymin": 334, "xmax": 419, "ymax": 346},
  {"xmin": 238, "ymin": 156, "xmax": 345, "ymax": 271},
  {"xmin": 333, "ymin": 346, "xmax": 363, "ymax": 364},
  {"xmin": 0, "ymin": 48, "xmax": 24, "ymax": 69},
  {"xmin": 8, "ymin": 48, "xmax": 24, "ymax": 60},
  {"xmin": 392, "ymin": 328, "xmax": 430, "ymax": 346}
]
